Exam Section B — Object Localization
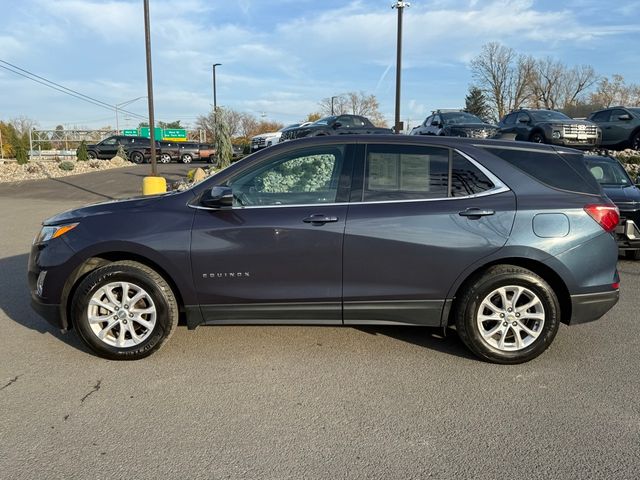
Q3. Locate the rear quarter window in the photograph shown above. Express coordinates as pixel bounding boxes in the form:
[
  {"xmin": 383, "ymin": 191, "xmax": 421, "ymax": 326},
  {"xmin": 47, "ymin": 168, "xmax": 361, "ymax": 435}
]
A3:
[{"xmin": 482, "ymin": 147, "xmax": 601, "ymax": 195}]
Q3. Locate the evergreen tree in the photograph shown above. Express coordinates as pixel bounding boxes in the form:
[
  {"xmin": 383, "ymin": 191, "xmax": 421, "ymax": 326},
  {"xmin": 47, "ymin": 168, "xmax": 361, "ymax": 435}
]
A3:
[
  {"xmin": 465, "ymin": 86, "xmax": 491, "ymax": 121},
  {"xmin": 213, "ymin": 108, "xmax": 233, "ymax": 169},
  {"xmin": 16, "ymin": 145, "xmax": 28, "ymax": 165},
  {"xmin": 77, "ymin": 140, "xmax": 89, "ymax": 161}
]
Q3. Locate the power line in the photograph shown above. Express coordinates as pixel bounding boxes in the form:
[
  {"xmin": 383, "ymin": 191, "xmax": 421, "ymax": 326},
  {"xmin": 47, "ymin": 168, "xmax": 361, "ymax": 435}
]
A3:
[{"xmin": 0, "ymin": 59, "xmax": 148, "ymax": 121}]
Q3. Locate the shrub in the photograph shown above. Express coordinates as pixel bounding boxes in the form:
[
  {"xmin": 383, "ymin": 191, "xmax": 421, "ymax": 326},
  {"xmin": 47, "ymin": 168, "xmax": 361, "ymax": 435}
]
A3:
[
  {"xmin": 15, "ymin": 146, "xmax": 28, "ymax": 165},
  {"xmin": 116, "ymin": 144, "xmax": 128, "ymax": 161},
  {"xmin": 26, "ymin": 163, "xmax": 42, "ymax": 174},
  {"xmin": 88, "ymin": 160, "xmax": 102, "ymax": 169},
  {"xmin": 59, "ymin": 161, "xmax": 75, "ymax": 171},
  {"xmin": 77, "ymin": 140, "xmax": 89, "ymax": 161}
]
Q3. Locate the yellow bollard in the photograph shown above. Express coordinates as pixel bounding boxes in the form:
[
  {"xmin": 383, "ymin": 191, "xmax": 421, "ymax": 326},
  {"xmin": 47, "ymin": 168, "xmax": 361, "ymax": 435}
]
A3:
[{"xmin": 142, "ymin": 176, "xmax": 167, "ymax": 196}]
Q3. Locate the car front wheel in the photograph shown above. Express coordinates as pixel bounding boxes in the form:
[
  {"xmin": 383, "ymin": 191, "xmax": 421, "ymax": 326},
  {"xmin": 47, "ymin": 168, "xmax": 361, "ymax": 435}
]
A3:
[
  {"xmin": 130, "ymin": 152, "xmax": 144, "ymax": 164},
  {"xmin": 159, "ymin": 153, "xmax": 172, "ymax": 163},
  {"xmin": 530, "ymin": 132, "xmax": 546, "ymax": 144},
  {"xmin": 71, "ymin": 261, "xmax": 179, "ymax": 360},
  {"xmin": 632, "ymin": 132, "xmax": 640, "ymax": 151},
  {"xmin": 87, "ymin": 151, "xmax": 97, "ymax": 160},
  {"xmin": 454, "ymin": 265, "xmax": 560, "ymax": 364},
  {"xmin": 181, "ymin": 153, "xmax": 193, "ymax": 164}
]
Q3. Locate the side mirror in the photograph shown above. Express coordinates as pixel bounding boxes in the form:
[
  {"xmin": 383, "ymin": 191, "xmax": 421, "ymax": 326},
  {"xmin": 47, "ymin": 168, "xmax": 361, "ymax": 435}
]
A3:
[
  {"xmin": 201, "ymin": 186, "xmax": 233, "ymax": 208},
  {"xmin": 333, "ymin": 122, "xmax": 342, "ymax": 129},
  {"xmin": 432, "ymin": 122, "xmax": 441, "ymax": 128},
  {"xmin": 619, "ymin": 114, "xmax": 632, "ymax": 121},
  {"xmin": 518, "ymin": 117, "xmax": 529, "ymax": 124}
]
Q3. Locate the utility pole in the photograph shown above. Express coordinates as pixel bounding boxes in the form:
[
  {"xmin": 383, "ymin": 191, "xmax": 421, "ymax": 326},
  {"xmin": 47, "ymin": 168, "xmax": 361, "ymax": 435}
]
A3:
[
  {"xmin": 331, "ymin": 96, "xmax": 338, "ymax": 115},
  {"xmin": 0, "ymin": 127, "xmax": 3, "ymax": 159},
  {"xmin": 392, "ymin": 1, "xmax": 409, "ymax": 134},
  {"xmin": 143, "ymin": 0, "xmax": 158, "ymax": 176},
  {"xmin": 212, "ymin": 63, "xmax": 221, "ymax": 133}
]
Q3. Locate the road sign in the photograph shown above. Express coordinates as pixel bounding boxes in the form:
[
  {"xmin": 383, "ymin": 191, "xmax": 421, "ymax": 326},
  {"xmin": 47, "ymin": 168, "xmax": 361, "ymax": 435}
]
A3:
[
  {"xmin": 162, "ymin": 129, "xmax": 187, "ymax": 141},
  {"xmin": 122, "ymin": 129, "xmax": 138, "ymax": 136},
  {"xmin": 140, "ymin": 127, "xmax": 163, "ymax": 139}
]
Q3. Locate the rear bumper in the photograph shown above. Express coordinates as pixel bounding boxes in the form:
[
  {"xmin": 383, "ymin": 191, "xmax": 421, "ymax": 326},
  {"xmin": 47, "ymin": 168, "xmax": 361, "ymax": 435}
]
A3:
[{"xmin": 570, "ymin": 290, "xmax": 619, "ymax": 324}]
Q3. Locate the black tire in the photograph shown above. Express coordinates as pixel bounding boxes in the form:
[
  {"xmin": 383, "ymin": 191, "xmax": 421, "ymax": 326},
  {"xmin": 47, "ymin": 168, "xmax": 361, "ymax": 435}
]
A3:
[
  {"xmin": 87, "ymin": 151, "xmax": 98, "ymax": 160},
  {"xmin": 530, "ymin": 131, "xmax": 546, "ymax": 144},
  {"xmin": 631, "ymin": 132, "xmax": 640, "ymax": 151},
  {"xmin": 159, "ymin": 153, "xmax": 172, "ymax": 164},
  {"xmin": 181, "ymin": 153, "xmax": 193, "ymax": 164},
  {"xmin": 130, "ymin": 151, "xmax": 144, "ymax": 164},
  {"xmin": 71, "ymin": 261, "xmax": 179, "ymax": 360},
  {"xmin": 625, "ymin": 249, "xmax": 640, "ymax": 260},
  {"xmin": 208, "ymin": 154, "xmax": 219, "ymax": 166},
  {"xmin": 454, "ymin": 265, "xmax": 560, "ymax": 364}
]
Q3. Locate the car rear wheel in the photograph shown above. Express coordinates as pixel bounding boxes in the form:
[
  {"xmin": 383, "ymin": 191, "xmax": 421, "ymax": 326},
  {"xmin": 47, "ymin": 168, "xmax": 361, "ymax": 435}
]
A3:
[
  {"xmin": 530, "ymin": 132, "xmax": 546, "ymax": 144},
  {"xmin": 208, "ymin": 155, "xmax": 219, "ymax": 166},
  {"xmin": 454, "ymin": 265, "xmax": 560, "ymax": 364},
  {"xmin": 130, "ymin": 151, "xmax": 144, "ymax": 164},
  {"xmin": 71, "ymin": 261, "xmax": 179, "ymax": 360},
  {"xmin": 181, "ymin": 153, "xmax": 193, "ymax": 164},
  {"xmin": 631, "ymin": 132, "xmax": 640, "ymax": 151},
  {"xmin": 159, "ymin": 153, "xmax": 172, "ymax": 164}
]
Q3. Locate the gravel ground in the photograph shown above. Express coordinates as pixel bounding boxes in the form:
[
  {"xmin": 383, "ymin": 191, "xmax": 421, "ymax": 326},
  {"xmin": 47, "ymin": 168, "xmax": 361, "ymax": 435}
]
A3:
[{"xmin": 0, "ymin": 156, "xmax": 134, "ymax": 183}]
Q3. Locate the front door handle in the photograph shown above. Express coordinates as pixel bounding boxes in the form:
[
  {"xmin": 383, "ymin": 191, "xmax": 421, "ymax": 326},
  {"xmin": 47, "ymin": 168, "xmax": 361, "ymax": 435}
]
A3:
[
  {"xmin": 303, "ymin": 214, "xmax": 339, "ymax": 225},
  {"xmin": 459, "ymin": 208, "xmax": 495, "ymax": 219}
]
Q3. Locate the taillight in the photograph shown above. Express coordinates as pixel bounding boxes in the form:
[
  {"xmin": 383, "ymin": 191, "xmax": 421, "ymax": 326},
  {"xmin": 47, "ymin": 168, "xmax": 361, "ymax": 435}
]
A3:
[{"xmin": 584, "ymin": 204, "xmax": 620, "ymax": 233}]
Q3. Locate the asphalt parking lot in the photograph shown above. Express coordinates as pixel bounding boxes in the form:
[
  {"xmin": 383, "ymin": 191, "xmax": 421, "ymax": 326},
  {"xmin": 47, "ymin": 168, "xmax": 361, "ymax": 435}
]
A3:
[{"xmin": 0, "ymin": 165, "xmax": 639, "ymax": 479}]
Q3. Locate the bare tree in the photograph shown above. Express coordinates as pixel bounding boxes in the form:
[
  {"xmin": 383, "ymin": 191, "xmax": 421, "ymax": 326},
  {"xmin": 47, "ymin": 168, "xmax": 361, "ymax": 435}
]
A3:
[
  {"xmin": 529, "ymin": 58, "xmax": 598, "ymax": 109},
  {"xmin": 590, "ymin": 74, "xmax": 640, "ymax": 108},
  {"xmin": 319, "ymin": 92, "xmax": 388, "ymax": 126},
  {"xmin": 470, "ymin": 43, "xmax": 532, "ymax": 120},
  {"xmin": 10, "ymin": 116, "xmax": 38, "ymax": 137}
]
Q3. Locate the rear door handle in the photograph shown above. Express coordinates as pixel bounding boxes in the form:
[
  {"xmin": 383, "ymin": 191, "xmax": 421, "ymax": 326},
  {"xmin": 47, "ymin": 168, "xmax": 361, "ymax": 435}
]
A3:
[
  {"xmin": 459, "ymin": 208, "xmax": 495, "ymax": 218},
  {"xmin": 303, "ymin": 214, "xmax": 339, "ymax": 225}
]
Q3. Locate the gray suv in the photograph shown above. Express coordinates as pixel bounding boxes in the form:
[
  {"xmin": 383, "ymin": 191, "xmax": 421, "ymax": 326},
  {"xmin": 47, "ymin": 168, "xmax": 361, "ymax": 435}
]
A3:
[{"xmin": 30, "ymin": 136, "xmax": 619, "ymax": 363}]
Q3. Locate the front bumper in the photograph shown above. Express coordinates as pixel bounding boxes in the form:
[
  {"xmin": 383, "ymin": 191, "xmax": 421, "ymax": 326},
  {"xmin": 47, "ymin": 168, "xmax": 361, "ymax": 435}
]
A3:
[
  {"xmin": 570, "ymin": 290, "xmax": 619, "ymax": 324},
  {"xmin": 30, "ymin": 292, "xmax": 64, "ymax": 330},
  {"xmin": 615, "ymin": 218, "xmax": 640, "ymax": 250}
]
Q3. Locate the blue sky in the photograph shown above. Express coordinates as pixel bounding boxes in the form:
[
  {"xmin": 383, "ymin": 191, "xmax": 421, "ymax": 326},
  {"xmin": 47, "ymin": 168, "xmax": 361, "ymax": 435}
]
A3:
[{"xmin": 0, "ymin": 0, "xmax": 639, "ymax": 130}]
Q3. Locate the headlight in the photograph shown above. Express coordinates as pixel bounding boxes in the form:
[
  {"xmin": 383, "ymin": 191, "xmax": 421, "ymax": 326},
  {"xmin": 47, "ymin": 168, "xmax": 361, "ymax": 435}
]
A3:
[
  {"xmin": 552, "ymin": 130, "xmax": 562, "ymax": 139},
  {"xmin": 34, "ymin": 223, "xmax": 78, "ymax": 244}
]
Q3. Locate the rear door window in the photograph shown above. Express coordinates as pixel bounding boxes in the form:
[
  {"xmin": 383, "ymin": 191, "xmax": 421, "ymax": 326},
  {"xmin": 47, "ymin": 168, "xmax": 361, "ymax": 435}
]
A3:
[
  {"xmin": 590, "ymin": 110, "xmax": 611, "ymax": 123},
  {"xmin": 482, "ymin": 147, "xmax": 601, "ymax": 195}
]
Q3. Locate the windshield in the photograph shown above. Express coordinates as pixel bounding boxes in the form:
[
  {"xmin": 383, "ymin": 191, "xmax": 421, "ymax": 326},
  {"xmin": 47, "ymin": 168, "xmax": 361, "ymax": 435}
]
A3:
[
  {"xmin": 442, "ymin": 112, "xmax": 485, "ymax": 125},
  {"xmin": 584, "ymin": 156, "xmax": 632, "ymax": 186},
  {"xmin": 280, "ymin": 124, "xmax": 299, "ymax": 131},
  {"xmin": 313, "ymin": 116, "xmax": 336, "ymax": 126},
  {"xmin": 529, "ymin": 110, "xmax": 571, "ymax": 122}
]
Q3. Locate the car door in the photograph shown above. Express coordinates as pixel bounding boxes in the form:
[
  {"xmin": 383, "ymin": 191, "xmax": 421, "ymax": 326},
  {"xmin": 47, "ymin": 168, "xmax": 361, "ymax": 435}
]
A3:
[
  {"xmin": 608, "ymin": 109, "xmax": 633, "ymax": 145},
  {"xmin": 514, "ymin": 112, "xmax": 532, "ymax": 140},
  {"xmin": 97, "ymin": 137, "xmax": 119, "ymax": 159},
  {"xmin": 590, "ymin": 110, "xmax": 613, "ymax": 145},
  {"xmin": 334, "ymin": 115, "xmax": 355, "ymax": 134},
  {"xmin": 342, "ymin": 142, "xmax": 516, "ymax": 326},
  {"xmin": 190, "ymin": 142, "xmax": 354, "ymax": 324}
]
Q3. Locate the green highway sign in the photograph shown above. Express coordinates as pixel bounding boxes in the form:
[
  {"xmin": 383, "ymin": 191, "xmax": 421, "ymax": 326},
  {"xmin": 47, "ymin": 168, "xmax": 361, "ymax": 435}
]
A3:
[
  {"xmin": 163, "ymin": 129, "xmax": 187, "ymax": 140},
  {"xmin": 122, "ymin": 129, "xmax": 138, "ymax": 136},
  {"xmin": 140, "ymin": 127, "xmax": 163, "ymax": 139}
]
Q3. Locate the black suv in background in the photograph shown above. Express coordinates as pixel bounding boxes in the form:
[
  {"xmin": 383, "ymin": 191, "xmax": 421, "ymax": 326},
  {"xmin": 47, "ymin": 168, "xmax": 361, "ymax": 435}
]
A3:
[
  {"xmin": 410, "ymin": 110, "xmax": 498, "ymax": 138},
  {"xmin": 85, "ymin": 135, "xmax": 155, "ymax": 164},
  {"xmin": 584, "ymin": 153, "xmax": 640, "ymax": 259},
  {"xmin": 279, "ymin": 115, "xmax": 392, "ymax": 141},
  {"xmin": 588, "ymin": 107, "xmax": 640, "ymax": 150},
  {"xmin": 498, "ymin": 109, "xmax": 601, "ymax": 149}
]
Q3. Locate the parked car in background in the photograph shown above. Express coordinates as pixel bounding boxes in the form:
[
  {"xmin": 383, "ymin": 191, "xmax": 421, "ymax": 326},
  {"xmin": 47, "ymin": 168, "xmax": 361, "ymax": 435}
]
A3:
[
  {"xmin": 157, "ymin": 141, "xmax": 181, "ymax": 164},
  {"xmin": 584, "ymin": 153, "xmax": 640, "ymax": 259},
  {"xmin": 32, "ymin": 135, "xmax": 619, "ymax": 363},
  {"xmin": 279, "ymin": 115, "xmax": 393, "ymax": 141},
  {"xmin": 588, "ymin": 107, "xmax": 640, "ymax": 150},
  {"xmin": 251, "ymin": 127, "xmax": 288, "ymax": 151},
  {"xmin": 84, "ymin": 135, "xmax": 154, "ymax": 164},
  {"xmin": 178, "ymin": 142, "xmax": 201, "ymax": 164},
  {"xmin": 198, "ymin": 144, "xmax": 218, "ymax": 164},
  {"xmin": 279, "ymin": 122, "xmax": 313, "ymax": 142},
  {"xmin": 410, "ymin": 110, "xmax": 498, "ymax": 138},
  {"xmin": 497, "ymin": 109, "xmax": 601, "ymax": 149}
]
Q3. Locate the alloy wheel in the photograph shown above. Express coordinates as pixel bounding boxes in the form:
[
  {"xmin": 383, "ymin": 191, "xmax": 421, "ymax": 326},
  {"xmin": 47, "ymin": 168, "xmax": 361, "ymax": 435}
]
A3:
[
  {"xmin": 87, "ymin": 281, "xmax": 157, "ymax": 348},
  {"xmin": 476, "ymin": 286, "xmax": 545, "ymax": 351}
]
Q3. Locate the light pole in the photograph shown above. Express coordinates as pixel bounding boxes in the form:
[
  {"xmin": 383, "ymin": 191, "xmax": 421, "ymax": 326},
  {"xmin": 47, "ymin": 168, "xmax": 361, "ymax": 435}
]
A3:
[
  {"xmin": 331, "ymin": 96, "xmax": 338, "ymax": 115},
  {"xmin": 392, "ymin": 1, "xmax": 409, "ymax": 134},
  {"xmin": 212, "ymin": 63, "xmax": 221, "ymax": 117},
  {"xmin": 115, "ymin": 96, "xmax": 146, "ymax": 134},
  {"xmin": 143, "ymin": 0, "xmax": 158, "ymax": 176}
]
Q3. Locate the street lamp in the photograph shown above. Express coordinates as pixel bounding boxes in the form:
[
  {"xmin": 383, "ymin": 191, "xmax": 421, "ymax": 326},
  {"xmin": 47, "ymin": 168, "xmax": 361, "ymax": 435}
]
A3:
[
  {"xmin": 212, "ymin": 63, "xmax": 222, "ymax": 114},
  {"xmin": 392, "ymin": 1, "xmax": 410, "ymax": 134},
  {"xmin": 115, "ymin": 96, "xmax": 146, "ymax": 134},
  {"xmin": 331, "ymin": 96, "xmax": 339, "ymax": 115}
]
